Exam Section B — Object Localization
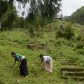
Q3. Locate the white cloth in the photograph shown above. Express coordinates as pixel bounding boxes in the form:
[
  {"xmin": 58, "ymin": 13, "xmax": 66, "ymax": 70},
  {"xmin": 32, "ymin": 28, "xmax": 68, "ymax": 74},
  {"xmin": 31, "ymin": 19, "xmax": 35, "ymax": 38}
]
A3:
[
  {"xmin": 43, "ymin": 56, "xmax": 52, "ymax": 62},
  {"xmin": 21, "ymin": 56, "xmax": 25, "ymax": 60},
  {"xmin": 43, "ymin": 56, "xmax": 53, "ymax": 72}
]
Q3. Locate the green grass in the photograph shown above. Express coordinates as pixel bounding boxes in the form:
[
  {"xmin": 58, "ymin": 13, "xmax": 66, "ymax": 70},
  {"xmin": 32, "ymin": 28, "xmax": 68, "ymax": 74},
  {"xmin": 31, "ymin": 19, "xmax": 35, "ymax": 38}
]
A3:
[{"xmin": 0, "ymin": 21, "xmax": 84, "ymax": 84}]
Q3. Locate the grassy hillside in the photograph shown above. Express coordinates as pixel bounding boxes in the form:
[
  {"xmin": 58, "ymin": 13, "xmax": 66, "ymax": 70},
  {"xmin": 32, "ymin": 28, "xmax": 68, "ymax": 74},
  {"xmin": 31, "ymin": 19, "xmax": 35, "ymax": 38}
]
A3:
[
  {"xmin": 0, "ymin": 21, "xmax": 84, "ymax": 84},
  {"xmin": 67, "ymin": 6, "xmax": 84, "ymax": 25}
]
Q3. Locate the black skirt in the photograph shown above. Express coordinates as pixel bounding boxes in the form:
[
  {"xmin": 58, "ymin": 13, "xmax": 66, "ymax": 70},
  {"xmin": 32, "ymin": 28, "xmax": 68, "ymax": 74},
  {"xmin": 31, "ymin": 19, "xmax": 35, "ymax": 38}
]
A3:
[{"xmin": 19, "ymin": 59, "xmax": 28, "ymax": 76}]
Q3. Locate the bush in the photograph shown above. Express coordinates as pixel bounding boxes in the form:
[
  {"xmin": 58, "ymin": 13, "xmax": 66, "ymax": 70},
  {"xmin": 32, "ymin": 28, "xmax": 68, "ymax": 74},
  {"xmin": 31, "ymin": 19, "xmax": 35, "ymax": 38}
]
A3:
[
  {"xmin": 54, "ymin": 38, "xmax": 68, "ymax": 46},
  {"xmin": 28, "ymin": 25, "xmax": 35, "ymax": 37},
  {"xmin": 76, "ymin": 41, "xmax": 84, "ymax": 49},
  {"xmin": 12, "ymin": 17, "xmax": 25, "ymax": 28},
  {"xmin": 76, "ymin": 35, "xmax": 81, "ymax": 41},
  {"xmin": 56, "ymin": 29, "xmax": 65, "ymax": 38},
  {"xmin": 64, "ymin": 25, "xmax": 74, "ymax": 40},
  {"xmin": 1, "ymin": 8, "xmax": 16, "ymax": 30},
  {"xmin": 77, "ymin": 29, "xmax": 84, "ymax": 41},
  {"xmin": 77, "ymin": 49, "xmax": 84, "ymax": 55},
  {"xmin": 56, "ymin": 24, "xmax": 74, "ymax": 40}
]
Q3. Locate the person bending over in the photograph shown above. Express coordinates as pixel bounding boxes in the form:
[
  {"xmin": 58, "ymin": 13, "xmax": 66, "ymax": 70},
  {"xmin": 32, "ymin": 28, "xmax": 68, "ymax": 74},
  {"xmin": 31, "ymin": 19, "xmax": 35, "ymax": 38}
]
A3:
[
  {"xmin": 11, "ymin": 52, "xmax": 28, "ymax": 78},
  {"xmin": 39, "ymin": 54, "xmax": 53, "ymax": 72}
]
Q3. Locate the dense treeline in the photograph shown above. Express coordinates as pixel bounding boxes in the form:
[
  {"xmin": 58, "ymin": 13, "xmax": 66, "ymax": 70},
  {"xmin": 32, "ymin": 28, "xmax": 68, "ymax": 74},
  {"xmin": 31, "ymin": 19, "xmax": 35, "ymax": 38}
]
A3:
[
  {"xmin": 0, "ymin": 0, "xmax": 16, "ymax": 29},
  {"xmin": 67, "ymin": 6, "xmax": 84, "ymax": 25},
  {"xmin": 0, "ymin": 0, "xmax": 62, "ymax": 34}
]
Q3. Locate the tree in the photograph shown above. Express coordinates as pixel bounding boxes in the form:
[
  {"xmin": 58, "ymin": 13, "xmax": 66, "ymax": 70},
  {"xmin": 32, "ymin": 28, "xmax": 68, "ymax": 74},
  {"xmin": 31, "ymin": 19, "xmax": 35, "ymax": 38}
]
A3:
[
  {"xmin": 29, "ymin": 0, "xmax": 61, "ymax": 19},
  {"xmin": 0, "ymin": 0, "xmax": 9, "ymax": 20},
  {"xmin": 0, "ymin": 0, "xmax": 16, "ymax": 30},
  {"xmin": 1, "ymin": 8, "xmax": 16, "ymax": 30},
  {"xmin": 68, "ymin": 6, "xmax": 84, "ymax": 25},
  {"xmin": 0, "ymin": 0, "xmax": 62, "ymax": 31}
]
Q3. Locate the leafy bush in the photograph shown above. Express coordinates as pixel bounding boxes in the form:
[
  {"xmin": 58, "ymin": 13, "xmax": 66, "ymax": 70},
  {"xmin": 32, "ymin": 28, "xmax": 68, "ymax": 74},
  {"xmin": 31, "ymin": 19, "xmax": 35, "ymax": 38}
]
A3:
[
  {"xmin": 76, "ymin": 35, "xmax": 81, "ymax": 41},
  {"xmin": 0, "ymin": 0, "xmax": 9, "ymax": 19},
  {"xmin": 55, "ymin": 38, "xmax": 68, "ymax": 46},
  {"xmin": 56, "ymin": 29, "xmax": 65, "ymax": 38},
  {"xmin": 1, "ymin": 8, "xmax": 16, "ymax": 30},
  {"xmin": 77, "ymin": 49, "xmax": 84, "ymax": 55},
  {"xmin": 64, "ymin": 25, "xmax": 74, "ymax": 40},
  {"xmin": 56, "ymin": 24, "xmax": 74, "ymax": 40},
  {"xmin": 12, "ymin": 17, "xmax": 25, "ymax": 28},
  {"xmin": 76, "ymin": 28, "xmax": 84, "ymax": 41},
  {"xmin": 68, "ymin": 6, "xmax": 84, "ymax": 25},
  {"xmin": 76, "ymin": 29, "xmax": 84, "ymax": 49},
  {"xmin": 76, "ymin": 41, "xmax": 84, "ymax": 49}
]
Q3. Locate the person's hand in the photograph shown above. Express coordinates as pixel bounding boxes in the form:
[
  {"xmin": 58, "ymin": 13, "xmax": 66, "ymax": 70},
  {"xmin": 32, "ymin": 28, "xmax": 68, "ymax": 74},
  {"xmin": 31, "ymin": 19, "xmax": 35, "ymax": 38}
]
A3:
[{"xmin": 10, "ymin": 63, "xmax": 15, "ymax": 68}]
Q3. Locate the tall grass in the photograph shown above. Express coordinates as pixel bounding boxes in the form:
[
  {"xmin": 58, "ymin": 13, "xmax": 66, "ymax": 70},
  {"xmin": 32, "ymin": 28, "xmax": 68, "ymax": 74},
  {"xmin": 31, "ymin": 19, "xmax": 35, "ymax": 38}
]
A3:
[{"xmin": 0, "ymin": 21, "xmax": 84, "ymax": 84}]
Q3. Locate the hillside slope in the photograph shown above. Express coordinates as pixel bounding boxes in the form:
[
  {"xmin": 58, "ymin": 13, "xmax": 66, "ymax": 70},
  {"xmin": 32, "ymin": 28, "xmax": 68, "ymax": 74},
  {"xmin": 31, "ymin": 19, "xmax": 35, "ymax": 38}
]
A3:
[
  {"xmin": 68, "ymin": 6, "xmax": 84, "ymax": 25},
  {"xmin": 0, "ymin": 21, "xmax": 84, "ymax": 84}
]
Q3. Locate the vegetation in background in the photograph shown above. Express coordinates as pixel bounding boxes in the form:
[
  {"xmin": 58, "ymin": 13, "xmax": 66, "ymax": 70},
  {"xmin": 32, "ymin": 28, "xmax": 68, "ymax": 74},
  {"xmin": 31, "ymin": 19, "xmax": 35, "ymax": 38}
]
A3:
[
  {"xmin": 1, "ymin": 0, "xmax": 84, "ymax": 84},
  {"xmin": 0, "ymin": 0, "xmax": 61, "ymax": 34},
  {"xmin": 67, "ymin": 6, "xmax": 84, "ymax": 25},
  {"xmin": 0, "ymin": 0, "xmax": 9, "ymax": 20},
  {"xmin": 56, "ymin": 23, "xmax": 74, "ymax": 40},
  {"xmin": 0, "ymin": 20, "xmax": 84, "ymax": 84}
]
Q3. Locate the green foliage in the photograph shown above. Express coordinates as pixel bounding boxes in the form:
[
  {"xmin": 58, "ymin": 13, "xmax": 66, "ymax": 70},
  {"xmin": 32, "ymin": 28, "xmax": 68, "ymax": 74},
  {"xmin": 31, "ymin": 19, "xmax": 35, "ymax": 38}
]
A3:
[
  {"xmin": 0, "ymin": 0, "xmax": 62, "ymax": 32},
  {"xmin": 9, "ymin": 0, "xmax": 13, "ymax": 6},
  {"xmin": 34, "ymin": 16, "xmax": 45, "ymax": 27},
  {"xmin": 0, "ymin": 21, "xmax": 84, "ymax": 84},
  {"xmin": 28, "ymin": 0, "xmax": 61, "ymax": 19},
  {"xmin": 76, "ymin": 28, "xmax": 84, "ymax": 49},
  {"xmin": 13, "ymin": 17, "xmax": 25, "ymax": 28},
  {"xmin": 26, "ymin": 16, "xmax": 45, "ymax": 37},
  {"xmin": 64, "ymin": 24, "xmax": 74, "ymax": 40},
  {"xmin": 0, "ymin": 0, "xmax": 9, "ymax": 20},
  {"xmin": 76, "ymin": 41, "xmax": 84, "ymax": 49},
  {"xmin": 68, "ymin": 6, "xmax": 84, "ymax": 25},
  {"xmin": 56, "ymin": 23, "xmax": 74, "ymax": 40},
  {"xmin": 1, "ymin": 8, "xmax": 16, "ymax": 30},
  {"xmin": 28, "ymin": 25, "xmax": 35, "ymax": 37}
]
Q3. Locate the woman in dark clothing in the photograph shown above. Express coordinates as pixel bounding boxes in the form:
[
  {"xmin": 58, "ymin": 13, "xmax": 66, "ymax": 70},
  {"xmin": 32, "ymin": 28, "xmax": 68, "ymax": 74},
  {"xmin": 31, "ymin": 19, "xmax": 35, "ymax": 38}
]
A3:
[{"xmin": 11, "ymin": 52, "xmax": 28, "ymax": 78}]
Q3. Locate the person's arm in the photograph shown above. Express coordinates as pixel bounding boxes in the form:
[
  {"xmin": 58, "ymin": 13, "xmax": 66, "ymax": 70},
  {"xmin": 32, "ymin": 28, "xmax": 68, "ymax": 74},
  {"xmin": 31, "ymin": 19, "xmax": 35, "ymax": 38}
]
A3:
[
  {"xmin": 13, "ymin": 59, "xmax": 21, "ymax": 67},
  {"xmin": 40, "ymin": 57, "xmax": 43, "ymax": 63},
  {"xmin": 13, "ymin": 56, "xmax": 18, "ymax": 66},
  {"xmin": 14, "ymin": 60, "xmax": 16, "ymax": 65},
  {"xmin": 18, "ymin": 61, "xmax": 21, "ymax": 67},
  {"xmin": 40, "ymin": 60, "xmax": 46, "ymax": 70},
  {"xmin": 14, "ymin": 57, "xmax": 18, "ymax": 65},
  {"xmin": 40, "ymin": 57, "xmax": 44, "ymax": 69},
  {"xmin": 10, "ymin": 60, "xmax": 16, "ymax": 68}
]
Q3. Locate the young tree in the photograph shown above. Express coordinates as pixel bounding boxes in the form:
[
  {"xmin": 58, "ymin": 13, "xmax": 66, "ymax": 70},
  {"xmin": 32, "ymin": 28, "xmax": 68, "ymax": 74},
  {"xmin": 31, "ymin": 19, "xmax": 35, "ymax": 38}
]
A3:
[
  {"xmin": 0, "ymin": 0, "xmax": 16, "ymax": 30},
  {"xmin": 13, "ymin": 0, "xmax": 61, "ymax": 19},
  {"xmin": 0, "ymin": 0, "xmax": 9, "ymax": 19}
]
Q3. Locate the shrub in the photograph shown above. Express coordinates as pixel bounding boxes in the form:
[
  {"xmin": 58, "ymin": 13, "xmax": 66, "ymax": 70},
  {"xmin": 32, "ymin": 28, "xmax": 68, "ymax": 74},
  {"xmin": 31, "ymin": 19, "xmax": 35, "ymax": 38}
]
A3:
[
  {"xmin": 77, "ymin": 49, "xmax": 84, "ymax": 55},
  {"xmin": 1, "ymin": 8, "xmax": 16, "ymax": 30},
  {"xmin": 56, "ymin": 24, "xmax": 74, "ymax": 40},
  {"xmin": 12, "ymin": 17, "xmax": 25, "ymax": 28},
  {"xmin": 76, "ymin": 28, "xmax": 84, "ymax": 41},
  {"xmin": 64, "ymin": 25, "xmax": 74, "ymax": 40},
  {"xmin": 29, "ymin": 25, "xmax": 35, "ymax": 37},
  {"xmin": 56, "ymin": 29, "xmax": 65, "ymax": 38},
  {"xmin": 76, "ymin": 35, "xmax": 81, "ymax": 41},
  {"xmin": 55, "ymin": 38, "xmax": 68, "ymax": 46},
  {"xmin": 76, "ymin": 41, "xmax": 84, "ymax": 49}
]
